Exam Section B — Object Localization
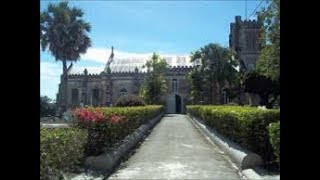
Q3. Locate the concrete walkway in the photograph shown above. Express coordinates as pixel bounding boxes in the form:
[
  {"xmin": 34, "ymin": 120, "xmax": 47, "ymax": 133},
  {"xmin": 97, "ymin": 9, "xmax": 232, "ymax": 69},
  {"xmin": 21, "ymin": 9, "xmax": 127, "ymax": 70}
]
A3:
[{"xmin": 108, "ymin": 114, "xmax": 242, "ymax": 179}]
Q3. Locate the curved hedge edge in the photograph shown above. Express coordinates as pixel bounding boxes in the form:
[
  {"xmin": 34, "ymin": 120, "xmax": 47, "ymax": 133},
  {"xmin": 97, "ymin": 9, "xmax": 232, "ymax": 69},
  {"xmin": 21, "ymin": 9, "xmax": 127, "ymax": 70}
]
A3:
[
  {"xmin": 186, "ymin": 113, "xmax": 263, "ymax": 170},
  {"xmin": 242, "ymin": 168, "xmax": 280, "ymax": 180},
  {"xmin": 268, "ymin": 121, "xmax": 280, "ymax": 163},
  {"xmin": 84, "ymin": 112, "xmax": 164, "ymax": 173}
]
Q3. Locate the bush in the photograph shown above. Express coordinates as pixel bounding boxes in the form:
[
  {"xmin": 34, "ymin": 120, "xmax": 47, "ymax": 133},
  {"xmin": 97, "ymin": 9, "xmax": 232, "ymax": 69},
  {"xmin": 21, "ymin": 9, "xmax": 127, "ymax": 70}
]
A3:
[
  {"xmin": 74, "ymin": 105, "xmax": 164, "ymax": 155},
  {"xmin": 115, "ymin": 94, "xmax": 146, "ymax": 107},
  {"xmin": 40, "ymin": 128, "xmax": 87, "ymax": 180},
  {"xmin": 268, "ymin": 121, "xmax": 280, "ymax": 163},
  {"xmin": 40, "ymin": 96, "xmax": 56, "ymax": 117},
  {"xmin": 187, "ymin": 105, "xmax": 280, "ymax": 162}
]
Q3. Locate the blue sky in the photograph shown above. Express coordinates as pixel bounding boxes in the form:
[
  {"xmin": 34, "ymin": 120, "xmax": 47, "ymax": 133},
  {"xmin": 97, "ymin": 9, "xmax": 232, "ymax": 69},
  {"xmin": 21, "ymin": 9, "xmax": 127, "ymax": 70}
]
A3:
[{"xmin": 40, "ymin": 0, "xmax": 265, "ymax": 100}]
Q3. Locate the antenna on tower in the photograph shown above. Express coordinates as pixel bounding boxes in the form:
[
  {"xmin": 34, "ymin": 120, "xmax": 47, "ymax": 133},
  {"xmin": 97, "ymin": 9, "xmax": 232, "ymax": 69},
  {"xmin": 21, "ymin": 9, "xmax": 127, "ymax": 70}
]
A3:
[
  {"xmin": 245, "ymin": 0, "xmax": 247, "ymax": 20},
  {"xmin": 105, "ymin": 46, "xmax": 114, "ymax": 73}
]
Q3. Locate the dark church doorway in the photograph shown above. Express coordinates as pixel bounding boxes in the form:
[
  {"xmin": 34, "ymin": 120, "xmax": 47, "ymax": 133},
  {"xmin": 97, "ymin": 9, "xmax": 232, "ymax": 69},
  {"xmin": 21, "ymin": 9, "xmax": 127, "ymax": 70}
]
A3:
[{"xmin": 175, "ymin": 94, "xmax": 182, "ymax": 114}]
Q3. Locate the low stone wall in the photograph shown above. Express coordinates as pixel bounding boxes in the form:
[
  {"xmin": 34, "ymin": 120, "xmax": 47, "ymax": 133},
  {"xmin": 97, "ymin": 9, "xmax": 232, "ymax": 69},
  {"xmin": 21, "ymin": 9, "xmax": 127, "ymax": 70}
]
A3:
[
  {"xmin": 187, "ymin": 114, "xmax": 263, "ymax": 170},
  {"xmin": 187, "ymin": 114, "xmax": 280, "ymax": 180},
  {"xmin": 84, "ymin": 113, "xmax": 164, "ymax": 173}
]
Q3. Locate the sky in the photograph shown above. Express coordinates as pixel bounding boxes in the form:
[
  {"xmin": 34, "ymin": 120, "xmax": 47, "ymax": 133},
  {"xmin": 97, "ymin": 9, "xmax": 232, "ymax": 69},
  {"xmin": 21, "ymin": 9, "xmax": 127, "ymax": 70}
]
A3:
[{"xmin": 40, "ymin": 0, "xmax": 265, "ymax": 100}]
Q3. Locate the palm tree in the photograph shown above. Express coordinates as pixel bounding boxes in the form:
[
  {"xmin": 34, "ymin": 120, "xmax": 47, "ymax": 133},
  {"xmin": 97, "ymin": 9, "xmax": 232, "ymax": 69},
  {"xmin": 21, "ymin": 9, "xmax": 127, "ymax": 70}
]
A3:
[{"xmin": 40, "ymin": 2, "xmax": 91, "ymax": 112}]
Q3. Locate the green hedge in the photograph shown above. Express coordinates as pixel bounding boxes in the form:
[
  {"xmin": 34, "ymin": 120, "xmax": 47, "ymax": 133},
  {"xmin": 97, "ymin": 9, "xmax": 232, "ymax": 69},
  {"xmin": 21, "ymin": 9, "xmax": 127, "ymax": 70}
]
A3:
[
  {"xmin": 187, "ymin": 105, "xmax": 280, "ymax": 162},
  {"xmin": 101, "ymin": 105, "xmax": 163, "ymax": 130},
  {"xmin": 40, "ymin": 128, "xmax": 87, "ymax": 180},
  {"xmin": 74, "ymin": 105, "xmax": 164, "ymax": 155},
  {"xmin": 268, "ymin": 121, "xmax": 280, "ymax": 163}
]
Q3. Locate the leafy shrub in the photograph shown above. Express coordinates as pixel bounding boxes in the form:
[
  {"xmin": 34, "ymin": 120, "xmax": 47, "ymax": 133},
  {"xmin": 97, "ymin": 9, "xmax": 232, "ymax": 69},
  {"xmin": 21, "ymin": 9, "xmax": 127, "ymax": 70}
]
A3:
[
  {"xmin": 115, "ymin": 94, "xmax": 146, "ymax": 107},
  {"xmin": 187, "ymin": 105, "xmax": 280, "ymax": 162},
  {"xmin": 40, "ymin": 96, "xmax": 56, "ymax": 117},
  {"xmin": 40, "ymin": 128, "xmax": 87, "ymax": 180},
  {"xmin": 74, "ymin": 105, "xmax": 164, "ymax": 155},
  {"xmin": 268, "ymin": 121, "xmax": 280, "ymax": 162}
]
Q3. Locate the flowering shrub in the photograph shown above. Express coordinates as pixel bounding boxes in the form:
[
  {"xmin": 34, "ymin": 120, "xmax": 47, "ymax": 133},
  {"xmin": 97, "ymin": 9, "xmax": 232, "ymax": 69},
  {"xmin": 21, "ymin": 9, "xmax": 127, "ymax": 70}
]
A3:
[
  {"xmin": 109, "ymin": 113, "xmax": 127, "ymax": 124},
  {"xmin": 187, "ymin": 105, "xmax": 280, "ymax": 163},
  {"xmin": 73, "ymin": 105, "xmax": 164, "ymax": 156},
  {"xmin": 74, "ymin": 107, "xmax": 105, "ymax": 124}
]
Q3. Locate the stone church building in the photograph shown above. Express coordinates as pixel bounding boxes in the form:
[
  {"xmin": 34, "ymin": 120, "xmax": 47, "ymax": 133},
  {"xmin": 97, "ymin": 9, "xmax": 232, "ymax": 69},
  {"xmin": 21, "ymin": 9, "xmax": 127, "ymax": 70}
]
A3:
[{"xmin": 56, "ymin": 16, "xmax": 262, "ymax": 113}]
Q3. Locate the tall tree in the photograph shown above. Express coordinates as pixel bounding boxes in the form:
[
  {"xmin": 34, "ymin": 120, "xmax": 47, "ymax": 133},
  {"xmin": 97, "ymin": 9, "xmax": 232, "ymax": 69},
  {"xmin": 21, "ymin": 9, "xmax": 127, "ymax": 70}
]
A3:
[
  {"xmin": 257, "ymin": 0, "xmax": 280, "ymax": 81},
  {"xmin": 189, "ymin": 43, "xmax": 238, "ymax": 104},
  {"xmin": 243, "ymin": 71, "xmax": 280, "ymax": 108},
  {"xmin": 40, "ymin": 96, "xmax": 56, "ymax": 117},
  {"xmin": 40, "ymin": 2, "xmax": 91, "ymax": 111},
  {"xmin": 139, "ymin": 53, "xmax": 168, "ymax": 104}
]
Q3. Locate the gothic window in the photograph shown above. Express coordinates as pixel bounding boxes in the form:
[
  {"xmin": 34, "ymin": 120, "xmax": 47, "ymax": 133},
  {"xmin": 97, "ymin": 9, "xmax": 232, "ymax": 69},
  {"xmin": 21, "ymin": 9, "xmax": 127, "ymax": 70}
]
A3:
[
  {"xmin": 81, "ymin": 92, "xmax": 86, "ymax": 104},
  {"xmin": 172, "ymin": 79, "xmax": 178, "ymax": 93},
  {"xmin": 119, "ymin": 88, "xmax": 128, "ymax": 97},
  {"xmin": 248, "ymin": 63, "xmax": 255, "ymax": 70},
  {"xmin": 106, "ymin": 93, "xmax": 111, "ymax": 102},
  {"xmin": 71, "ymin": 88, "xmax": 79, "ymax": 105},
  {"xmin": 92, "ymin": 89, "xmax": 99, "ymax": 106}
]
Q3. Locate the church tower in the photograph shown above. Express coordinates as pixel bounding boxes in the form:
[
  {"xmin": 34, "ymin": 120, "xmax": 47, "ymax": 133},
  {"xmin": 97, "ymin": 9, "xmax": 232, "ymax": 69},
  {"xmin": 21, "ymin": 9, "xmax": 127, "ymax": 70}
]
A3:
[{"xmin": 229, "ymin": 16, "xmax": 263, "ymax": 72}]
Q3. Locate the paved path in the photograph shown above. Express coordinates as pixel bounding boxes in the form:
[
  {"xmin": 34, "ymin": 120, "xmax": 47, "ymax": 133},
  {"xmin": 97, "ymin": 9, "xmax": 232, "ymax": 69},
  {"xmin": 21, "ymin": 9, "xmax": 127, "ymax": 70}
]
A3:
[{"xmin": 108, "ymin": 114, "xmax": 242, "ymax": 179}]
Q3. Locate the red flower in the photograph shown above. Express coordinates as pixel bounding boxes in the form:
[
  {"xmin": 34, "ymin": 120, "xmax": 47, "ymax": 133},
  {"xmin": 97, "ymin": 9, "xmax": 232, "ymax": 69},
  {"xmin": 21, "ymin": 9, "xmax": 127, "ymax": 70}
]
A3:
[
  {"xmin": 74, "ymin": 108, "xmax": 105, "ymax": 123},
  {"xmin": 108, "ymin": 114, "xmax": 126, "ymax": 124}
]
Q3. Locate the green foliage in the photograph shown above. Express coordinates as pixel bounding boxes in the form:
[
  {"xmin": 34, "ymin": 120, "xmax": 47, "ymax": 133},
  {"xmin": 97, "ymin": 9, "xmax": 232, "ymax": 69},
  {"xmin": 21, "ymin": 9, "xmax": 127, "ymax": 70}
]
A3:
[
  {"xmin": 40, "ymin": 96, "xmax": 56, "ymax": 117},
  {"xmin": 257, "ymin": 0, "xmax": 280, "ymax": 81},
  {"xmin": 74, "ymin": 105, "xmax": 164, "ymax": 155},
  {"xmin": 139, "ymin": 53, "xmax": 168, "ymax": 104},
  {"xmin": 40, "ymin": 2, "xmax": 91, "ymax": 64},
  {"xmin": 40, "ymin": 128, "xmax": 87, "ymax": 180},
  {"xmin": 243, "ymin": 71, "xmax": 280, "ymax": 108},
  {"xmin": 188, "ymin": 43, "xmax": 239, "ymax": 104},
  {"xmin": 115, "ymin": 94, "xmax": 146, "ymax": 107},
  {"xmin": 187, "ymin": 105, "xmax": 280, "ymax": 162},
  {"xmin": 268, "ymin": 121, "xmax": 280, "ymax": 162},
  {"xmin": 257, "ymin": 45, "xmax": 280, "ymax": 81},
  {"xmin": 225, "ymin": 88, "xmax": 237, "ymax": 101}
]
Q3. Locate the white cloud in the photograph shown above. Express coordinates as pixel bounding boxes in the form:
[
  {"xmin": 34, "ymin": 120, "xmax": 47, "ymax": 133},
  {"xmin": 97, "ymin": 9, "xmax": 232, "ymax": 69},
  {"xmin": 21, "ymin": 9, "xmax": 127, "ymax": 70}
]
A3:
[
  {"xmin": 40, "ymin": 62, "xmax": 62, "ymax": 79},
  {"xmin": 40, "ymin": 62, "xmax": 62, "ymax": 100}
]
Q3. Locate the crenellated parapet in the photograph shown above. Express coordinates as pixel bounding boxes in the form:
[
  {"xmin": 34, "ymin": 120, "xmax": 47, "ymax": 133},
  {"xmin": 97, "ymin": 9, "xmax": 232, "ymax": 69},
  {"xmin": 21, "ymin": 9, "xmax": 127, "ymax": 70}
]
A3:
[
  {"xmin": 170, "ymin": 65, "xmax": 193, "ymax": 70},
  {"xmin": 234, "ymin": 16, "xmax": 262, "ymax": 28},
  {"xmin": 68, "ymin": 73, "xmax": 100, "ymax": 78}
]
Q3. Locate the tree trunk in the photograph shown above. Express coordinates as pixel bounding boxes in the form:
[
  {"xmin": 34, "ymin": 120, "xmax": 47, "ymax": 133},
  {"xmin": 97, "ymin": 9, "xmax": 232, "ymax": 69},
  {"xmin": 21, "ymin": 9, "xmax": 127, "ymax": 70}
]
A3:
[
  {"xmin": 238, "ymin": 84, "xmax": 242, "ymax": 105},
  {"xmin": 62, "ymin": 60, "xmax": 68, "ymax": 112},
  {"xmin": 212, "ymin": 81, "xmax": 218, "ymax": 104}
]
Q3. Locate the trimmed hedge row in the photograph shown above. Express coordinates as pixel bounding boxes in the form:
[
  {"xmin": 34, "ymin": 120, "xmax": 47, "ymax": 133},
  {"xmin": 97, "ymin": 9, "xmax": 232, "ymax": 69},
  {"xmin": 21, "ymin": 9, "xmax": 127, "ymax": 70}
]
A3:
[
  {"xmin": 40, "ymin": 106, "xmax": 164, "ymax": 179},
  {"xmin": 40, "ymin": 128, "xmax": 87, "ymax": 180},
  {"xmin": 74, "ymin": 105, "xmax": 164, "ymax": 155},
  {"xmin": 100, "ymin": 105, "xmax": 164, "ymax": 131},
  {"xmin": 187, "ymin": 105, "xmax": 280, "ymax": 163},
  {"xmin": 268, "ymin": 121, "xmax": 280, "ymax": 163}
]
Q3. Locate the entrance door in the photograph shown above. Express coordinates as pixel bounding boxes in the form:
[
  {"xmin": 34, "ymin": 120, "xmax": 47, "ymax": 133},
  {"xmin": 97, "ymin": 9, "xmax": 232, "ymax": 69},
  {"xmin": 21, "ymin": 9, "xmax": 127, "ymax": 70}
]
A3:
[{"xmin": 175, "ymin": 94, "xmax": 181, "ymax": 114}]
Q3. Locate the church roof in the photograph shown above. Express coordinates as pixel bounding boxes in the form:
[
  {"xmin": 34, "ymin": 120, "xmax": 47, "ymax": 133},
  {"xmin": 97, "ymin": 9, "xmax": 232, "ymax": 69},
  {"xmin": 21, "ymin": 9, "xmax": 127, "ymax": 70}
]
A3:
[{"xmin": 68, "ymin": 55, "xmax": 194, "ymax": 75}]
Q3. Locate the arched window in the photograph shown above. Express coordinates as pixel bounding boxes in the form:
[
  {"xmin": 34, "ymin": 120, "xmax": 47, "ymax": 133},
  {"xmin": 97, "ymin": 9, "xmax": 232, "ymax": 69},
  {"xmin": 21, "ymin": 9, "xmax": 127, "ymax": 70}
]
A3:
[
  {"xmin": 119, "ymin": 88, "xmax": 128, "ymax": 97},
  {"xmin": 172, "ymin": 79, "xmax": 178, "ymax": 93},
  {"xmin": 71, "ymin": 88, "xmax": 79, "ymax": 105},
  {"xmin": 92, "ymin": 89, "xmax": 100, "ymax": 106}
]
